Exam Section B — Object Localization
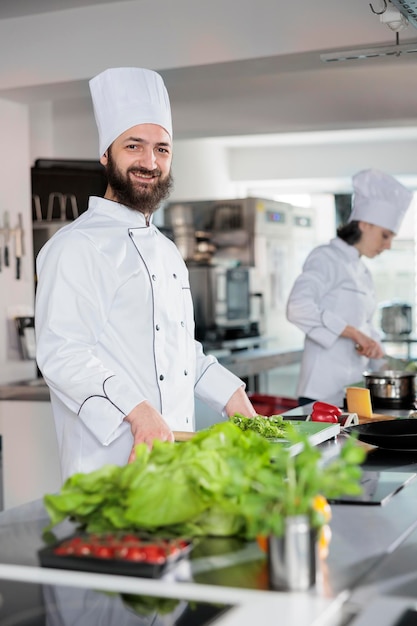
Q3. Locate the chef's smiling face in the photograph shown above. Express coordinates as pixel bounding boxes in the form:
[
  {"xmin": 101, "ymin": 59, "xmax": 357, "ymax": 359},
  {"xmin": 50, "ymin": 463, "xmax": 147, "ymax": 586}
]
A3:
[
  {"xmin": 355, "ymin": 221, "xmax": 395, "ymax": 258},
  {"xmin": 100, "ymin": 123, "xmax": 173, "ymax": 215}
]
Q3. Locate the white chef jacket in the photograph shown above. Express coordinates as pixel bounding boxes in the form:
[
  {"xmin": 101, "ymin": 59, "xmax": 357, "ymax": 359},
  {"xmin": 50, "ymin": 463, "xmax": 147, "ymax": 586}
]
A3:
[
  {"xmin": 286, "ymin": 237, "xmax": 382, "ymax": 401},
  {"xmin": 35, "ymin": 197, "xmax": 243, "ymax": 481}
]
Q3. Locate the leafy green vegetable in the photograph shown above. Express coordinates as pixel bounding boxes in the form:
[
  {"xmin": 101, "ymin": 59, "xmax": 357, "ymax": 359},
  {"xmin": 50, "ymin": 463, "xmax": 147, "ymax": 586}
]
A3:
[
  {"xmin": 230, "ymin": 413, "xmax": 289, "ymax": 438},
  {"xmin": 43, "ymin": 421, "xmax": 365, "ymax": 539}
]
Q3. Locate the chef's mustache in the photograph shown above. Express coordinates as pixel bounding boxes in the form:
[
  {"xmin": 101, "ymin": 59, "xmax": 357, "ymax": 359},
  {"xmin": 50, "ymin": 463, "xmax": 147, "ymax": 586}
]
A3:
[{"xmin": 128, "ymin": 166, "xmax": 161, "ymax": 178}]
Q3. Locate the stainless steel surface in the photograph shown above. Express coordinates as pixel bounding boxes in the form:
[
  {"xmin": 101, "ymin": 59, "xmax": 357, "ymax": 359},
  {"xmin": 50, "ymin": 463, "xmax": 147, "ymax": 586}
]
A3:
[
  {"xmin": 218, "ymin": 348, "xmax": 303, "ymax": 378},
  {"xmin": 0, "ymin": 378, "xmax": 49, "ymax": 401},
  {"xmin": 166, "ymin": 199, "xmax": 256, "ymax": 267},
  {"xmin": 166, "ymin": 198, "xmax": 316, "ymax": 355},
  {"xmin": 188, "ymin": 264, "xmax": 252, "ymax": 341},
  {"xmin": 379, "ymin": 301, "xmax": 413, "ymax": 336},
  {"xmin": 363, "ymin": 370, "xmax": 416, "ymax": 403},
  {"xmin": 268, "ymin": 516, "xmax": 317, "ymax": 591}
]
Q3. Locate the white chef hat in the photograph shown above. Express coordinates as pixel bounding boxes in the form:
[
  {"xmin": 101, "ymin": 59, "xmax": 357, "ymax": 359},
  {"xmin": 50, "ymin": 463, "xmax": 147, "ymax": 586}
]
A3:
[
  {"xmin": 89, "ymin": 67, "xmax": 172, "ymax": 157},
  {"xmin": 349, "ymin": 168, "xmax": 413, "ymax": 234}
]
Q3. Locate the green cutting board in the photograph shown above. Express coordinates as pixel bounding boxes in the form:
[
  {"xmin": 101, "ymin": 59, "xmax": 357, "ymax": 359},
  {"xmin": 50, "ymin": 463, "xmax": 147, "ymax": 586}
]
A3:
[{"xmin": 269, "ymin": 420, "xmax": 340, "ymax": 455}]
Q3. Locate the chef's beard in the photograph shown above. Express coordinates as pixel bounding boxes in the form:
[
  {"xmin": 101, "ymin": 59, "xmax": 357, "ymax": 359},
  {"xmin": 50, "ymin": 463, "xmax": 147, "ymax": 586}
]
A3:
[{"xmin": 105, "ymin": 150, "xmax": 173, "ymax": 215}]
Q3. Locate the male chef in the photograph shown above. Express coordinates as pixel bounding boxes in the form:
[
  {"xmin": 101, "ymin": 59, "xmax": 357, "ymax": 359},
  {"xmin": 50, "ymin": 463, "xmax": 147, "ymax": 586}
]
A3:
[{"xmin": 35, "ymin": 67, "xmax": 256, "ymax": 481}]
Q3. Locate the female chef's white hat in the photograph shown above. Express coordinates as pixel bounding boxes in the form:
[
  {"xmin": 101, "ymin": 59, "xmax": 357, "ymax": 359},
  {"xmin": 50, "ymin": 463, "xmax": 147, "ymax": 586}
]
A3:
[
  {"xmin": 89, "ymin": 67, "xmax": 172, "ymax": 157},
  {"xmin": 349, "ymin": 168, "xmax": 413, "ymax": 234}
]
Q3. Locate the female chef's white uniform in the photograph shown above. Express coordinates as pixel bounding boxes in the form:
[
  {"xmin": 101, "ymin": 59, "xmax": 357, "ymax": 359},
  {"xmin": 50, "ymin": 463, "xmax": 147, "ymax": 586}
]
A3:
[
  {"xmin": 286, "ymin": 168, "xmax": 413, "ymax": 404},
  {"xmin": 286, "ymin": 237, "xmax": 381, "ymax": 401}
]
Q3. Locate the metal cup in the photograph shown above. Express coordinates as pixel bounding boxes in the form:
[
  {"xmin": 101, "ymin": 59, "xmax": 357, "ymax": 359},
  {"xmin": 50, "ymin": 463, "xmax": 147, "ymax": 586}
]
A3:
[{"xmin": 268, "ymin": 515, "xmax": 317, "ymax": 591}]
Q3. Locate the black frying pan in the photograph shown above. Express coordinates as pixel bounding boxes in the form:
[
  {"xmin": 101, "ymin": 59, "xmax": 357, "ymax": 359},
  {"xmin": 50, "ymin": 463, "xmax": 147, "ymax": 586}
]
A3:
[{"xmin": 345, "ymin": 419, "xmax": 417, "ymax": 451}]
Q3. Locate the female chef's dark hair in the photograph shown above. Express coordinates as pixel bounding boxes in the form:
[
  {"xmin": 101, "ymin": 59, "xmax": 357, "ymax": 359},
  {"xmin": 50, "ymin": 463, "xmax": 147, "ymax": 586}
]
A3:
[{"xmin": 337, "ymin": 220, "xmax": 361, "ymax": 245}]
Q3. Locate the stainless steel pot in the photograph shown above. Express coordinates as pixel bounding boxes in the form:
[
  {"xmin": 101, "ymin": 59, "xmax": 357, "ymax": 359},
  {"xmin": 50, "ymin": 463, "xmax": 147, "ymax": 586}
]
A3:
[
  {"xmin": 379, "ymin": 301, "xmax": 412, "ymax": 336},
  {"xmin": 363, "ymin": 370, "xmax": 416, "ymax": 405}
]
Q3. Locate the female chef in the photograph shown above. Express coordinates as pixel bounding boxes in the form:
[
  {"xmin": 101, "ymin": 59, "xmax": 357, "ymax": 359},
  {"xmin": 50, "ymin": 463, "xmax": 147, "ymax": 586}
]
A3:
[{"xmin": 286, "ymin": 168, "xmax": 413, "ymax": 405}]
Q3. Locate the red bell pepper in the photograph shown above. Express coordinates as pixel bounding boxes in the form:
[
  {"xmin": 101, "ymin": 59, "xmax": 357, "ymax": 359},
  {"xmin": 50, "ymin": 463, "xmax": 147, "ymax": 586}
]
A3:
[{"xmin": 311, "ymin": 401, "xmax": 342, "ymax": 423}]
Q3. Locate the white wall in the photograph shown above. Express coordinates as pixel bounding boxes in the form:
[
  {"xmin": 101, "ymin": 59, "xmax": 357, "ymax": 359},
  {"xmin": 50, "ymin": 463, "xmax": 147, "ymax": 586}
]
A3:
[
  {"xmin": 227, "ymin": 134, "xmax": 417, "ymax": 190},
  {"xmin": 0, "ymin": 99, "xmax": 36, "ymax": 383}
]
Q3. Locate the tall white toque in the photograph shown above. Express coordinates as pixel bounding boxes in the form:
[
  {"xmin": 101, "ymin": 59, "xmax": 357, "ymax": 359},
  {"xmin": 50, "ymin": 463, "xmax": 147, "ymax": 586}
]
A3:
[
  {"xmin": 349, "ymin": 168, "xmax": 413, "ymax": 234},
  {"xmin": 89, "ymin": 67, "xmax": 172, "ymax": 157}
]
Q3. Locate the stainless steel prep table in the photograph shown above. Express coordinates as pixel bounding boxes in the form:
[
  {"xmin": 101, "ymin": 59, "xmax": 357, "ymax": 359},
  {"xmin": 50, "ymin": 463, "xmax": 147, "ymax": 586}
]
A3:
[
  {"xmin": 0, "ymin": 499, "xmax": 334, "ymax": 626},
  {"xmin": 1, "ymin": 431, "xmax": 417, "ymax": 625}
]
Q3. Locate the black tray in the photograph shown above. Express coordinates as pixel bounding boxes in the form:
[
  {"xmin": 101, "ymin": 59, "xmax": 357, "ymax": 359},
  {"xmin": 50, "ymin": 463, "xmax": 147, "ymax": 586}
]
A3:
[
  {"xmin": 345, "ymin": 419, "xmax": 417, "ymax": 451},
  {"xmin": 38, "ymin": 533, "xmax": 192, "ymax": 578}
]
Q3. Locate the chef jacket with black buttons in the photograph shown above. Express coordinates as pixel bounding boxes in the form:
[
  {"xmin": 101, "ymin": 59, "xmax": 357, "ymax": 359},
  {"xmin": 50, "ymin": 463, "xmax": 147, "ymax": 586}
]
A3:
[
  {"xmin": 35, "ymin": 197, "xmax": 244, "ymax": 481},
  {"xmin": 286, "ymin": 237, "xmax": 383, "ymax": 401}
]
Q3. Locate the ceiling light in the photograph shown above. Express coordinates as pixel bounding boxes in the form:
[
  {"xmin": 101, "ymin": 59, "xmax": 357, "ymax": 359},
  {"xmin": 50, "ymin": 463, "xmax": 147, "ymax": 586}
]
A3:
[{"xmin": 320, "ymin": 41, "xmax": 417, "ymax": 62}]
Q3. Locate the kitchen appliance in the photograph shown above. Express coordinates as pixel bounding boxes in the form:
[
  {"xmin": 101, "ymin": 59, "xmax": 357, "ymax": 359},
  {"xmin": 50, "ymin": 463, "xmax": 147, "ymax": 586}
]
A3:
[
  {"xmin": 363, "ymin": 370, "xmax": 416, "ymax": 409},
  {"xmin": 165, "ymin": 197, "xmax": 318, "ymax": 352},
  {"xmin": 329, "ymin": 469, "xmax": 417, "ymax": 503},
  {"xmin": 379, "ymin": 301, "xmax": 413, "ymax": 336},
  {"xmin": 188, "ymin": 264, "xmax": 254, "ymax": 341}
]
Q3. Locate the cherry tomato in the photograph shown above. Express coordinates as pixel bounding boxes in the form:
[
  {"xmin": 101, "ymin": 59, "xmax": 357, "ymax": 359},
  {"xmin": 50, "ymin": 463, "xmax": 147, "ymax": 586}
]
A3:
[
  {"xmin": 142, "ymin": 545, "xmax": 167, "ymax": 564},
  {"xmin": 92, "ymin": 545, "xmax": 114, "ymax": 559},
  {"xmin": 124, "ymin": 546, "xmax": 147, "ymax": 561}
]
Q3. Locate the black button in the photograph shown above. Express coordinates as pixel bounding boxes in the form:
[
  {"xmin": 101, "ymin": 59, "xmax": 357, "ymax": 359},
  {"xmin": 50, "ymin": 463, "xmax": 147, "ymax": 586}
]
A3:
[
  {"xmin": 173, "ymin": 273, "xmax": 177, "ymax": 279},
  {"xmin": 152, "ymin": 274, "xmax": 156, "ymax": 281},
  {"xmin": 159, "ymin": 374, "xmax": 164, "ymax": 381},
  {"xmin": 180, "ymin": 321, "xmax": 185, "ymax": 327},
  {"xmin": 184, "ymin": 370, "xmax": 188, "ymax": 376},
  {"xmin": 156, "ymin": 324, "xmax": 160, "ymax": 331}
]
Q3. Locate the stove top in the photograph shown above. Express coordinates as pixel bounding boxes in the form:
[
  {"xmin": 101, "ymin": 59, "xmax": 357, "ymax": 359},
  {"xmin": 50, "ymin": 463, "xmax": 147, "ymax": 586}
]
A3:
[{"xmin": 329, "ymin": 471, "xmax": 417, "ymax": 506}]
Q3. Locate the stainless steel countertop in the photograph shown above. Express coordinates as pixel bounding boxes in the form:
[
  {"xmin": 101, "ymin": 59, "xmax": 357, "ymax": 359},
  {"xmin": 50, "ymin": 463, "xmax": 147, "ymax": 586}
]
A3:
[
  {"xmin": 0, "ymin": 378, "xmax": 50, "ymax": 401},
  {"xmin": 218, "ymin": 347, "xmax": 302, "ymax": 378},
  {"xmin": 0, "ymin": 348, "xmax": 302, "ymax": 401}
]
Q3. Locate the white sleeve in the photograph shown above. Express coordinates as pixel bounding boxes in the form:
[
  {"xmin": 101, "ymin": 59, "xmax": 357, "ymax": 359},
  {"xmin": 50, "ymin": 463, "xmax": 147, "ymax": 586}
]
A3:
[
  {"xmin": 35, "ymin": 233, "xmax": 143, "ymax": 445},
  {"xmin": 193, "ymin": 340, "xmax": 245, "ymax": 413},
  {"xmin": 286, "ymin": 249, "xmax": 347, "ymax": 349}
]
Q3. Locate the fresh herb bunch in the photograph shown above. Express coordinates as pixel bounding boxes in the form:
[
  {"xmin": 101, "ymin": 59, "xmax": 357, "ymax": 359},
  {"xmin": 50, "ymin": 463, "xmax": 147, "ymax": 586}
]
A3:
[
  {"xmin": 43, "ymin": 421, "xmax": 365, "ymax": 539},
  {"xmin": 230, "ymin": 413, "xmax": 289, "ymax": 439}
]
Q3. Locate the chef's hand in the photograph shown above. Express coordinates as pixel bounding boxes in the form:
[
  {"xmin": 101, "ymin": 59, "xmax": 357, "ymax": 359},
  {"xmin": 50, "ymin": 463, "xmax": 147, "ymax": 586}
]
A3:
[
  {"xmin": 341, "ymin": 325, "xmax": 385, "ymax": 359},
  {"xmin": 124, "ymin": 400, "xmax": 174, "ymax": 463},
  {"xmin": 225, "ymin": 387, "xmax": 257, "ymax": 418}
]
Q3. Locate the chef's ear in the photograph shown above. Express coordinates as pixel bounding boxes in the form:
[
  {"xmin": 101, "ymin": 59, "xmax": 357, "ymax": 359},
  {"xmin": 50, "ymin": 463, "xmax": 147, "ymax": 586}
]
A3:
[{"xmin": 100, "ymin": 151, "xmax": 108, "ymax": 166}]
